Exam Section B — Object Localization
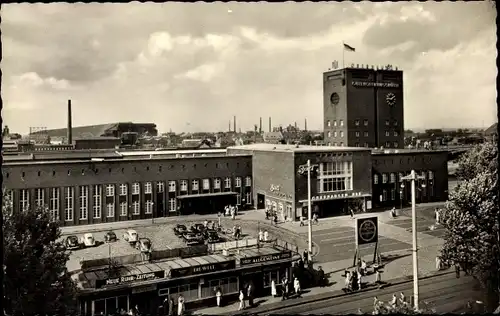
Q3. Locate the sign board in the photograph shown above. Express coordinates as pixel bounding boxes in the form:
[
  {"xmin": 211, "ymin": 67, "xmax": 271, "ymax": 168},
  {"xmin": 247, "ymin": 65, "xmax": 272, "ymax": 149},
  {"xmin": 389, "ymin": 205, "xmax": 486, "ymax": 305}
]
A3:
[
  {"xmin": 97, "ymin": 270, "xmax": 166, "ymax": 289},
  {"xmin": 240, "ymin": 251, "xmax": 292, "ymax": 266},
  {"xmin": 270, "ymin": 184, "xmax": 281, "ymax": 192},
  {"xmin": 297, "ymin": 164, "xmax": 319, "ymax": 176},
  {"xmin": 352, "ymin": 81, "xmax": 400, "ymax": 88},
  {"xmin": 169, "ymin": 260, "xmax": 236, "ymax": 278},
  {"xmin": 355, "ymin": 217, "xmax": 378, "ymax": 245}
]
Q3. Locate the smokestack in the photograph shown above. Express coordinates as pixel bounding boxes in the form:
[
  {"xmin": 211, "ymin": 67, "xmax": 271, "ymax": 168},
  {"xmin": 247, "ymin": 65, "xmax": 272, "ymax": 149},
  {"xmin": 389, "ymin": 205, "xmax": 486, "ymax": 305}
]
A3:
[
  {"xmin": 229, "ymin": 120, "xmax": 231, "ymax": 132},
  {"xmin": 304, "ymin": 118, "xmax": 308, "ymax": 131},
  {"xmin": 67, "ymin": 99, "xmax": 72, "ymax": 145},
  {"xmin": 259, "ymin": 117, "xmax": 262, "ymax": 133},
  {"xmin": 269, "ymin": 117, "xmax": 272, "ymax": 132},
  {"xmin": 294, "ymin": 122, "xmax": 297, "ymax": 129},
  {"xmin": 233, "ymin": 116, "xmax": 236, "ymax": 134}
]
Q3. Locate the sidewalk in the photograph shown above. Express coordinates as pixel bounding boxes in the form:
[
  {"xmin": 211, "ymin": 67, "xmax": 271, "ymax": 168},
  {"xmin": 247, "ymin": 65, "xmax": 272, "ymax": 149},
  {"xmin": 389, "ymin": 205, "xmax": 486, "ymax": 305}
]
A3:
[{"xmin": 192, "ymin": 243, "xmax": 448, "ymax": 315}]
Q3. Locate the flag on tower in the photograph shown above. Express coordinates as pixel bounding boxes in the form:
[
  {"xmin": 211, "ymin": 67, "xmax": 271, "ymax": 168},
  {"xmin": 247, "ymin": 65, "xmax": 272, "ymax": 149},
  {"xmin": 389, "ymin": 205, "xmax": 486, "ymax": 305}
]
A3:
[{"xmin": 343, "ymin": 43, "xmax": 356, "ymax": 52}]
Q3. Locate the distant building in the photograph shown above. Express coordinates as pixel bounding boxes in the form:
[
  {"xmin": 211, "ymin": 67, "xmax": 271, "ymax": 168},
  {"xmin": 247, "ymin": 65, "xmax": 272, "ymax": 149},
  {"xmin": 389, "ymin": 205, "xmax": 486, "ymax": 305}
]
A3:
[
  {"xmin": 263, "ymin": 131, "xmax": 284, "ymax": 144},
  {"xmin": 31, "ymin": 122, "xmax": 158, "ymax": 139},
  {"xmin": 484, "ymin": 122, "xmax": 498, "ymax": 142}
]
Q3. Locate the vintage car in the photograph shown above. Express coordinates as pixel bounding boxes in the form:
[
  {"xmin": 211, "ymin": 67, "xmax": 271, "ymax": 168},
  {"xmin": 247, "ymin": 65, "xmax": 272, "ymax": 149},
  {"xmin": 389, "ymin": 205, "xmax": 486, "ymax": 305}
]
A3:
[
  {"xmin": 190, "ymin": 223, "xmax": 206, "ymax": 233},
  {"xmin": 123, "ymin": 230, "xmax": 139, "ymax": 245},
  {"xmin": 104, "ymin": 231, "xmax": 117, "ymax": 243},
  {"xmin": 135, "ymin": 238, "xmax": 152, "ymax": 253},
  {"xmin": 65, "ymin": 235, "xmax": 80, "ymax": 250},
  {"xmin": 183, "ymin": 232, "xmax": 204, "ymax": 246},
  {"xmin": 173, "ymin": 224, "xmax": 188, "ymax": 237},
  {"xmin": 205, "ymin": 230, "xmax": 221, "ymax": 243},
  {"xmin": 80, "ymin": 233, "xmax": 96, "ymax": 247}
]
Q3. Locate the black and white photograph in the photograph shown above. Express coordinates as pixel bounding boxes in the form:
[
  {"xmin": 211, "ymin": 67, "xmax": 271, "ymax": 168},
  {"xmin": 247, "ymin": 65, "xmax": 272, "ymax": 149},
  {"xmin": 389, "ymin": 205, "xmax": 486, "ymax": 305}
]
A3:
[{"xmin": 2, "ymin": 2, "xmax": 499, "ymax": 316}]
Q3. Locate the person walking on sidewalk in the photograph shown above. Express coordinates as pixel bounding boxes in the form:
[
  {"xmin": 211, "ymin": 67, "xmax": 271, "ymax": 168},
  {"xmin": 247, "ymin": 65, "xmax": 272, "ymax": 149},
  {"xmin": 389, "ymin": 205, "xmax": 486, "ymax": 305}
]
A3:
[
  {"xmin": 350, "ymin": 208, "xmax": 355, "ymax": 219},
  {"xmin": 271, "ymin": 279, "xmax": 277, "ymax": 297},
  {"xmin": 375, "ymin": 270, "xmax": 382, "ymax": 284},
  {"xmin": 294, "ymin": 277, "xmax": 301, "ymax": 298},
  {"xmin": 313, "ymin": 213, "xmax": 319, "ymax": 224},
  {"xmin": 247, "ymin": 284, "xmax": 254, "ymax": 307},
  {"xmin": 273, "ymin": 214, "xmax": 278, "ymax": 226},
  {"xmin": 264, "ymin": 230, "xmax": 269, "ymax": 242},
  {"xmin": 303, "ymin": 249, "xmax": 309, "ymax": 265},
  {"xmin": 177, "ymin": 295, "xmax": 185, "ymax": 316},
  {"xmin": 238, "ymin": 290, "xmax": 245, "ymax": 310},
  {"xmin": 300, "ymin": 215, "xmax": 305, "ymax": 226},
  {"xmin": 258, "ymin": 229, "xmax": 263, "ymax": 242},
  {"xmin": 215, "ymin": 287, "xmax": 222, "ymax": 307}
]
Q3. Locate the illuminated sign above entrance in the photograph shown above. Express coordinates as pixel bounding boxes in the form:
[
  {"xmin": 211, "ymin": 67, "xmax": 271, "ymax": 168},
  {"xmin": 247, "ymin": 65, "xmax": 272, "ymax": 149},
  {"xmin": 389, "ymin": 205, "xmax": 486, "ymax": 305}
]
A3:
[
  {"xmin": 97, "ymin": 270, "xmax": 166, "ymax": 289},
  {"xmin": 352, "ymin": 81, "xmax": 400, "ymax": 88}
]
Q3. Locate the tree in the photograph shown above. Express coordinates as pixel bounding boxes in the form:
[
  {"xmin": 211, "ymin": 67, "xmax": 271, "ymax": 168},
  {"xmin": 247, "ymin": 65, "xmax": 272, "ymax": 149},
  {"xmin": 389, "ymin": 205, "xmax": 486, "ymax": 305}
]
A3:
[
  {"xmin": 3, "ymin": 190, "xmax": 79, "ymax": 316},
  {"xmin": 439, "ymin": 142, "xmax": 500, "ymax": 311}
]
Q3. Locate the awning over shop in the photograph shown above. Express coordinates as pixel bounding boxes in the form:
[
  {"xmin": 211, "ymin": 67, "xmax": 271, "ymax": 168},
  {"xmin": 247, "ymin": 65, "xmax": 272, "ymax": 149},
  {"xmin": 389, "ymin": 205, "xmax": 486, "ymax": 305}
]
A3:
[
  {"xmin": 177, "ymin": 191, "xmax": 238, "ymax": 199},
  {"xmin": 81, "ymin": 253, "xmax": 238, "ymax": 290},
  {"xmin": 299, "ymin": 192, "xmax": 372, "ymax": 203}
]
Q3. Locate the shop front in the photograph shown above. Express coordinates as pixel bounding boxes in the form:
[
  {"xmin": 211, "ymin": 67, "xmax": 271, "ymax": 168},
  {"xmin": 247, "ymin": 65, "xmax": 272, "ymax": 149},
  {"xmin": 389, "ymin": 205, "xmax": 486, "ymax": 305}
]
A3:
[
  {"xmin": 299, "ymin": 192, "xmax": 372, "ymax": 218},
  {"xmin": 261, "ymin": 184, "xmax": 294, "ymax": 222},
  {"xmin": 77, "ymin": 245, "xmax": 300, "ymax": 315},
  {"xmin": 177, "ymin": 192, "xmax": 237, "ymax": 215}
]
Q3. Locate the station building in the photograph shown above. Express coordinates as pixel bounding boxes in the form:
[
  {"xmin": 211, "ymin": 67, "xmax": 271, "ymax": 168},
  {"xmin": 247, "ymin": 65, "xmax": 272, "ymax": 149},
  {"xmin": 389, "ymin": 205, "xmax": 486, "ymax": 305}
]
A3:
[{"xmin": 2, "ymin": 143, "xmax": 449, "ymax": 226}]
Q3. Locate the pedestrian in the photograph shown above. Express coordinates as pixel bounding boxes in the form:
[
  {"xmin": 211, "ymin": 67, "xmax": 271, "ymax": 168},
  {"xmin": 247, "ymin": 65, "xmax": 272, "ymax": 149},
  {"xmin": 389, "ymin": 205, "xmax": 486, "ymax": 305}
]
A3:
[
  {"xmin": 271, "ymin": 279, "xmax": 277, "ymax": 297},
  {"xmin": 168, "ymin": 297, "xmax": 174, "ymax": 316},
  {"xmin": 216, "ymin": 287, "xmax": 222, "ymax": 307},
  {"xmin": 357, "ymin": 270, "xmax": 362, "ymax": 290},
  {"xmin": 204, "ymin": 219, "xmax": 208, "ymax": 227},
  {"xmin": 162, "ymin": 297, "xmax": 169, "ymax": 316},
  {"xmin": 258, "ymin": 229, "xmax": 263, "ymax": 242},
  {"xmin": 373, "ymin": 296, "xmax": 379, "ymax": 308},
  {"xmin": 303, "ymin": 249, "xmax": 309, "ymax": 264},
  {"xmin": 357, "ymin": 308, "xmax": 363, "ymax": 315},
  {"xmin": 313, "ymin": 213, "xmax": 319, "ymax": 224},
  {"xmin": 274, "ymin": 214, "xmax": 278, "ymax": 225},
  {"xmin": 284, "ymin": 277, "xmax": 290, "ymax": 299},
  {"xmin": 177, "ymin": 295, "xmax": 185, "ymax": 316},
  {"xmin": 318, "ymin": 266, "xmax": 326, "ymax": 287},
  {"xmin": 237, "ymin": 225, "xmax": 242, "ymax": 238},
  {"xmin": 344, "ymin": 271, "xmax": 350, "ymax": 291},
  {"xmin": 235, "ymin": 204, "xmax": 239, "ymax": 215},
  {"xmin": 231, "ymin": 207, "xmax": 236, "ymax": 220},
  {"xmin": 232, "ymin": 225, "xmax": 237, "ymax": 238},
  {"xmin": 294, "ymin": 277, "xmax": 301, "ymax": 298},
  {"xmin": 455, "ymin": 262, "xmax": 461, "ymax": 278},
  {"xmin": 399, "ymin": 292, "xmax": 406, "ymax": 306},
  {"xmin": 264, "ymin": 230, "xmax": 269, "ymax": 241},
  {"xmin": 375, "ymin": 270, "xmax": 381, "ymax": 284},
  {"xmin": 361, "ymin": 259, "xmax": 367, "ymax": 276},
  {"xmin": 350, "ymin": 208, "xmax": 354, "ymax": 218},
  {"xmin": 247, "ymin": 284, "xmax": 254, "ymax": 307},
  {"xmin": 390, "ymin": 293, "xmax": 397, "ymax": 308},
  {"xmin": 224, "ymin": 205, "xmax": 229, "ymax": 217},
  {"xmin": 238, "ymin": 290, "xmax": 245, "ymax": 310},
  {"xmin": 281, "ymin": 278, "xmax": 287, "ymax": 300},
  {"xmin": 300, "ymin": 215, "xmax": 305, "ymax": 226},
  {"xmin": 436, "ymin": 256, "xmax": 442, "ymax": 271}
]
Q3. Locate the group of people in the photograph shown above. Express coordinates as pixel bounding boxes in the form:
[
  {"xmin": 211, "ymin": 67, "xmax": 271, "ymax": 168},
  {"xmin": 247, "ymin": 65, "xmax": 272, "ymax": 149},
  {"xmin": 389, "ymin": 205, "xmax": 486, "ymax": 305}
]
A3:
[
  {"xmin": 373, "ymin": 292, "xmax": 407, "ymax": 314},
  {"xmin": 223, "ymin": 204, "xmax": 238, "ymax": 219},
  {"xmin": 268, "ymin": 276, "xmax": 302, "ymax": 302},
  {"xmin": 258, "ymin": 229, "xmax": 270, "ymax": 242},
  {"xmin": 344, "ymin": 259, "xmax": 382, "ymax": 292},
  {"xmin": 299, "ymin": 213, "xmax": 319, "ymax": 226},
  {"xmin": 160, "ymin": 295, "xmax": 185, "ymax": 316},
  {"xmin": 237, "ymin": 283, "xmax": 256, "ymax": 310},
  {"xmin": 232, "ymin": 225, "xmax": 243, "ymax": 239}
]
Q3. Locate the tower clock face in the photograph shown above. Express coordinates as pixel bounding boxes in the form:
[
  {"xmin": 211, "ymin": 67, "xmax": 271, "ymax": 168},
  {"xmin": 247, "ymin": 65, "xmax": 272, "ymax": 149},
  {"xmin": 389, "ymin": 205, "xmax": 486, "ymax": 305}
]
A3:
[
  {"xmin": 386, "ymin": 93, "xmax": 396, "ymax": 106},
  {"xmin": 330, "ymin": 93, "xmax": 340, "ymax": 105}
]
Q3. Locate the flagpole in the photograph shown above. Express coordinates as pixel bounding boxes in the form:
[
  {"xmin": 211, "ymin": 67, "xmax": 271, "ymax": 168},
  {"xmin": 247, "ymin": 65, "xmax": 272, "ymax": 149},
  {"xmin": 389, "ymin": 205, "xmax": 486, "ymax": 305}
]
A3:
[{"xmin": 342, "ymin": 41, "xmax": 345, "ymax": 70}]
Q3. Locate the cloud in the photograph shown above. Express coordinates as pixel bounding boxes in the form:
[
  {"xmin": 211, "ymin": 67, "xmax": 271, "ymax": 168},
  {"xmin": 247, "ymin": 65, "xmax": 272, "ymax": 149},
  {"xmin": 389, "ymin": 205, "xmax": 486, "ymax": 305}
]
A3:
[{"xmin": 1, "ymin": 2, "xmax": 496, "ymax": 134}]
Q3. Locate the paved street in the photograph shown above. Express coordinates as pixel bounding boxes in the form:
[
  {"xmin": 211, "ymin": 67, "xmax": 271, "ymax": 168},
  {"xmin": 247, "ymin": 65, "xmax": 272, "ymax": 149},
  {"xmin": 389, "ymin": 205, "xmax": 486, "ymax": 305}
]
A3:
[
  {"xmin": 249, "ymin": 272, "xmax": 483, "ymax": 315},
  {"xmin": 388, "ymin": 216, "xmax": 446, "ymax": 238},
  {"xmin": 301, "ymin": 226, "xmax": 411, "ymax": 264}
]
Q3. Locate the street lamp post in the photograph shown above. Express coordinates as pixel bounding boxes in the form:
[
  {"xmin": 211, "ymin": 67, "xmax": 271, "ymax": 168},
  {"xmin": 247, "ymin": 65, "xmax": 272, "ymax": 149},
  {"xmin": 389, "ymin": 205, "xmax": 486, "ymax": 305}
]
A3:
[
  {"xmin": 307, "ymin": 160, "xmax": 313, "ymax": 255},
  {"xmin": 400, "ymin": 184, "xmax": 405, "ymax": 212},
  {"xmin": 401, "ymin": 170, "xmax": 426, "ymax": 311}
]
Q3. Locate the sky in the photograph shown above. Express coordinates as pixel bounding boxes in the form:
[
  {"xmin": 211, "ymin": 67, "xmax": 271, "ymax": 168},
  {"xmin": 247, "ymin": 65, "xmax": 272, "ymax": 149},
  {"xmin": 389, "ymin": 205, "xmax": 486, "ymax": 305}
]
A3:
[{"xmin": 2, "ymin": 2, "xmax": 497, "ymax": 134}]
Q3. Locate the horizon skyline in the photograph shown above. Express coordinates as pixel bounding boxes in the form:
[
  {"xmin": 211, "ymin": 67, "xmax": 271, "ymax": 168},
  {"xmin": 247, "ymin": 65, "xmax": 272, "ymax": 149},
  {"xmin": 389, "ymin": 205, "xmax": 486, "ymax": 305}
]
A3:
[{"xmin": 3, "ymin": 3, "xmax": 497, "ymax": 134}]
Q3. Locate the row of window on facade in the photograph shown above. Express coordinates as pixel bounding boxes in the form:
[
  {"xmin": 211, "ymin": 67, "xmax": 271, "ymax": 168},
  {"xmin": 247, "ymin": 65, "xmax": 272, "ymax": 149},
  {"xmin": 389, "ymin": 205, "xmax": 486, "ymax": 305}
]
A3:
[
  {"xmin": 326, "ymin": 142, "xmax": 399, "ymax": 148},
  {"xmin": 318, "ymin": 161, "xmax": 353, "ymax": 193},
  {"xmin": 326, "ymin": 119, "xmax": 399, "ymax": 128},
  {"xmin": 327, "ymin": 131, "xmax": 399, "ymax": 138},
  {"xmin": 373, "ymin": 171, "xmax": 434, "ymax": 184},
  {"xmin": 5, "ymin": 177, "xmax": 252, "ymax": 222},
  {"xmin": 378, "ymin": 184, "xmax": 434, "ymax": 202}
]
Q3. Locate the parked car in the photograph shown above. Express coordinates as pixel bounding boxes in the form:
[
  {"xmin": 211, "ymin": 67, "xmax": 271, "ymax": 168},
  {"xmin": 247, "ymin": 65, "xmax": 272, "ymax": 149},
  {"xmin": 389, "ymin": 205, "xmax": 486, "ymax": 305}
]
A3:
[
  {"xmin": 173, "ymin": 224, "xmax": 188, "ymax": 237},
  {"xmin": 80, "ymin": 233, "xmax": 96, "ymax": 247},
  {"xmin": 104, "ymin": 231, "xmax": 117, "ymax": 243},
  {"xmin": 123, "ymin": 230, "xmax": 139, "ymax": 245},
  {"xmin": 205, "ymin": 230, "xmax": 221, "ymax": 243},
  {"xmin": 190, "ymin": 223, "xmax": 205, "ymax": 234},
  {"xmin": 135, "ymin": 238, "xmax": 152, "ymax": 252},
  {"xmin": 65, "ymin": 235, "xmax": 80, "ymax": 250},
  {"xmin": 183, "ymin": 232, "xmax": 204, "ymax": 246}
]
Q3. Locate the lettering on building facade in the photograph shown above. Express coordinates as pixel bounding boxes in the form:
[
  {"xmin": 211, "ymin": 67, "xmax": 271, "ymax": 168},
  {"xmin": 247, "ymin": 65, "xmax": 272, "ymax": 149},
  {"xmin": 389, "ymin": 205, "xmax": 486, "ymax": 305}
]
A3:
[
  {"xmin": 97, "ymin": 270, "xmax": 166, "ymax": 288},
  {"xmin": 352, "ymin": 81, "xmax": 400, "ymax": 88},
  {"xmin": 240, "ymin": 251, "xmax": 292, "ymax": 266}
]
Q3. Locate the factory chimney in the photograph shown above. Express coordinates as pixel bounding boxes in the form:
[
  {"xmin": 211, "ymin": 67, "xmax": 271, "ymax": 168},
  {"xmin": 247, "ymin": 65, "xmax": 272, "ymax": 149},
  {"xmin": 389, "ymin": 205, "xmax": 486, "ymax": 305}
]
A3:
[
  {"xmin": 269, "ymin": 117, "xmax": 272, "ymax": 133},
  {"xmin": 233, "ymin": 116, "xmax": 236, "ymax": 134},
  {"xmin": 259, "ymin": 117, "xmax": 262, "ymax": 134},
  {"xmin": 294, "ymin": 121, "xmax": 297, "ymax": 130},
  {"xmin": 67, "ymin": 99, "xmax": 73, "ymax": 145},
  {"xmin": 228, "ymin": 121, "xmax": 231, "ymax": 132},
  {"xmin": 304, "ymin": 118, "xmax": 308, "ymax": 131}
]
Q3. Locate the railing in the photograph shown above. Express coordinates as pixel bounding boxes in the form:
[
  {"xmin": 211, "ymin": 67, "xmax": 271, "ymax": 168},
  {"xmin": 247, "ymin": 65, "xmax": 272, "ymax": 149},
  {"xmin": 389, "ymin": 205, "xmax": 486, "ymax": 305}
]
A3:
[
  {"xmin": 207, "ymin": 238, "xmax": 258, "ymax": 252},
  {"xmin": 273, "ymin": 239, "xmax": 300, "ymax": 253}
]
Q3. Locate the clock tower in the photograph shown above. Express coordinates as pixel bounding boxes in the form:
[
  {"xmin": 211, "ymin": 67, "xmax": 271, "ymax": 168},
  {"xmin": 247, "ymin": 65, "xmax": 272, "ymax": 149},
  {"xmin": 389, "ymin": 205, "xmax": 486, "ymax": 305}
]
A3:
[{"xmin": 323, "ymin": 65, "xmax": 404, "ymax": 149}]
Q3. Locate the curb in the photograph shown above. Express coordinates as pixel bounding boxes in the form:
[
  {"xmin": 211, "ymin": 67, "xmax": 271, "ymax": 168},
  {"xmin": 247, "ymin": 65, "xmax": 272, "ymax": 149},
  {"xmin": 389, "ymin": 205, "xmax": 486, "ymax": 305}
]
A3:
[{"xmin": 219, "ymin": 270, "xmax": 455, "ymax": 315}]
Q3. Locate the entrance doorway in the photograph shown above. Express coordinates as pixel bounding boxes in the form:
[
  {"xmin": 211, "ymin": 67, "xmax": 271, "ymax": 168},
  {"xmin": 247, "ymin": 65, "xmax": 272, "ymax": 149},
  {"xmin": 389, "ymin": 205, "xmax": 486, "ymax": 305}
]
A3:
[
  {"xmin": 256, "ymin": 194, "xmax": 265, "ymax": 209},
  {"xmin": 178, "ymin": 195, "xmax": 237, "ymax": 215}
]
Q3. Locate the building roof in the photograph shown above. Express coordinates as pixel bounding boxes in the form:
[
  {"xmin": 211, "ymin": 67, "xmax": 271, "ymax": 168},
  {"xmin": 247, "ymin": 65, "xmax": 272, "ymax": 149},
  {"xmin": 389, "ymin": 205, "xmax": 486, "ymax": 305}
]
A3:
[
  {"xmin": 371, "ymin": 148, "xmax": 448, "ymax": 155},
  {"xmin": 34, "ymin": 123, "xmax": 121, "ymax": 138},
  {"xmin": 229, "ymin": 143, "xmax": 371, "ymax": 153},
  {"xmin": 484, "ymin": 122, "xmax": 498, "ymax": 136}
]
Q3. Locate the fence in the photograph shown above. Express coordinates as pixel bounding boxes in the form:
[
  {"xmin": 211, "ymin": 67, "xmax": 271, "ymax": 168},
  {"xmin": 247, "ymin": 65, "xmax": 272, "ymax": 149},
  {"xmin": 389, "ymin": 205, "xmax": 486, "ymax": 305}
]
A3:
[{"xmin": 207, "ymin": 238, "xmax": 258, "ymax": 252}]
